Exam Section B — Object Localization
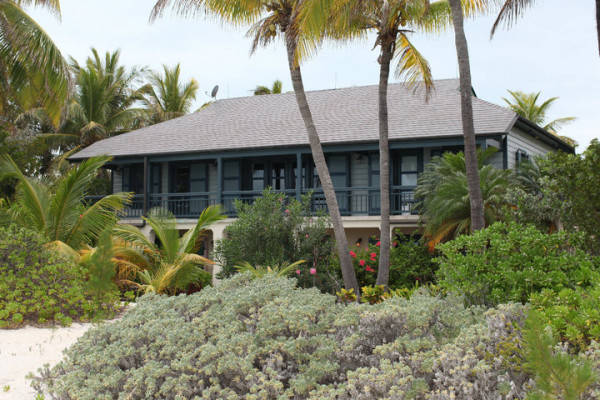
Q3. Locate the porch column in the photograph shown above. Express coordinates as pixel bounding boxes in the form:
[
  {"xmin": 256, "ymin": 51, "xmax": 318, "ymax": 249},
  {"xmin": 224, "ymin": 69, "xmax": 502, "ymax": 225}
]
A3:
[
  {"xmin": 143, "ymin": 156, "xmax": 149, "ymax": 215},
  {"xmin": 295, "ymin": 152, "xmax": 302, "ymax": 201},
  {"xmin": 210, "ymin": 219, "xmax": 230, "ymax": 286},
  {"xmin": 216, "ymin": 157, "xmax": 223, "ymax": 206}
]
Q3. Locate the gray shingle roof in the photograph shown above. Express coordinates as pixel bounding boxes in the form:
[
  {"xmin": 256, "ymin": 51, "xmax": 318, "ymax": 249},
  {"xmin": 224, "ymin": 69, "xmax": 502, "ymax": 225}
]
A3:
[{"xmin": 70, "ymin": 79, "xmax": 517, "ymax": 160}]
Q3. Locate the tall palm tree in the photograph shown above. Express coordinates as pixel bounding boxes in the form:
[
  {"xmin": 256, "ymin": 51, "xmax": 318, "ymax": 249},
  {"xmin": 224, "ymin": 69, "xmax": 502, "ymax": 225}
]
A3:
[
  {"xmin": 0, "ymin": 154, "xmax": 130, "ymax": 256},
  {"xmin": 448, "ymin": 0, "xmax": 485, "ymax": 232},
  {"xmin": 502, "ymin": 90, "xmax": 576, "ymax": 135},
  {"xmin": 66, "ymin": 49, "xmax": 148, "ymax": 147},
  {"xmin": 151, "ymin": 0, "xmax": 360, "ymax": 294},
  {"xmin": 253, "ymin": 79, "xmax": 283, "ymax": 95},
  {"xmin": 0, "ymin": 0, "xmax": 70, "ymax": 127},
  {"xmin": 414, "ymin": 148, "xmax": 511, "ymax": 247},
  {"xmin": 490, "ymin": 0, "xmax": 600, "ymax": 59},
  {"xmin": 113, "ymin": 205, "xmax": 225, "ymax": 294},
  {"xmin": 144, "ymin": 63, "xmax": 199, "ymax": 123}
]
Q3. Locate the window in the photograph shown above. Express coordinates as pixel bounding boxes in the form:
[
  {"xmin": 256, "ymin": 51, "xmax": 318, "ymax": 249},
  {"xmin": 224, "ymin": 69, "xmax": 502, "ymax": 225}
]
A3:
[
  {"xmin": 150, "ymin": 164, "xmax": 161, "ymax": 194},
  {"xmin": 122, "ymin": 164, "xmax": 144, "ymax": 194},
  {"xmin": 223, "ymin": 160, "xmax": 240, "ymax": 191},
  {"xmin": 516, "ymin": 149, "xmax": 529, "ymax": 164}
]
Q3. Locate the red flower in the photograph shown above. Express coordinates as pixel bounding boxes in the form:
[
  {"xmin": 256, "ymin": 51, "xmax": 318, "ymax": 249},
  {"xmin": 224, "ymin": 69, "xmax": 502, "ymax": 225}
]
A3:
[
  {"xmin": 350, "ymin": 251, "xmax": 357, "ymax": 258},
  {"xmin": 365, "ymin": 266, "xmax": 375, "ymax": 272},
  {"xmin": 376, "ymin": 241, "xmax": 380, "ymax": 246},
  {"xmin": 393, "ymin": 241, "xmax": 398, "ymax": 247},
  {"xmin": 370, "ymin": 252, "xmax": 377, "ymax": 261},
  {"xmin": 359, "ymin": 259, "xmax": 366, "ymax": 266}
]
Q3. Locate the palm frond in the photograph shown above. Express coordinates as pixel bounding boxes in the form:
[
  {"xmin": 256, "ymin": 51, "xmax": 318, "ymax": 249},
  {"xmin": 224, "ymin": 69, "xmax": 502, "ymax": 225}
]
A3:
[
  {"xmin": 491, "ymin": 0, "xmax": 535, "ymax": 38},
  {"xmin": 180, "ymin": 205, "xmax": 225, "ymax": 254},
  {"xmin": 395, "ymin": 33, "xmax": 434, "ymax": 101},
  {"xmin": 143, "ymin": 207, "xmax": 180, "ymax": 264}
]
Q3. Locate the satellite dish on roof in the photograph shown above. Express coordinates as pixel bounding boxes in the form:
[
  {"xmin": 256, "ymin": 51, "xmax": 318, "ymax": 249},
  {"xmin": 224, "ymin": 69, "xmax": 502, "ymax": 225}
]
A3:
[{"xmin": 211, "ymin": 85, "xmax": 219, "ymax": 99}]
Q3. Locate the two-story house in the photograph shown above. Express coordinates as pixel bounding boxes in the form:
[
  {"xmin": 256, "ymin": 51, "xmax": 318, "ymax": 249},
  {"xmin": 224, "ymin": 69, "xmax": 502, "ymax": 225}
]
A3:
[{"xmin": 72, "ymin": 79, "xmax": 573, "ymax": 273}]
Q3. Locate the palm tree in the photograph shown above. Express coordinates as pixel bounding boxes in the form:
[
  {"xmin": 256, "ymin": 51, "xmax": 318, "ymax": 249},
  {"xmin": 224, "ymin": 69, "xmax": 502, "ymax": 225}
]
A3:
[
  {"xmin": 0, "ymin": 154, "xmax": 131, "ymax": 256},
  {"xmin": 490, "ymin": 0, "xmax": 600, "ymax": 59},
  {"xmin": 66, "ymin": 49, "xmax": 148, "ymax": 147},
  {"xmin": 112, "ymin": 205, "xmax": 225, "ymax": 295},
  {"xmin": 143, "ymin": 63, "xmax": 199, "ymax": 123},
  {"xmin": 0, "ymin": 0, "xmax": 70, "ymax": 127},
  {"xmin": 151, "ymin": 0, "xmax": 360, "ymax": 294},
  {"xmin": 414, "ymin": 149, "xmax": 511, "ymax": 247},
  {"xmin": 502, "ymin": 90, "xmax": 576, "ymax": 135},
  {"xmin": 253, "ymin": 79, "xmax": 283, "ymax": 95},
  {"xmin": 448, "ymin": 0, "xmax": 486, "ymax": 232}
]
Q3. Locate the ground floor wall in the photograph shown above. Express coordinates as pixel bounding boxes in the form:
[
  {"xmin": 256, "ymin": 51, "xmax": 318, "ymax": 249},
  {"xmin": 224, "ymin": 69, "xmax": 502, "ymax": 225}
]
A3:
[{"xmin": 123, "ymin": 214, "xmax": 421, "ymax": 285}]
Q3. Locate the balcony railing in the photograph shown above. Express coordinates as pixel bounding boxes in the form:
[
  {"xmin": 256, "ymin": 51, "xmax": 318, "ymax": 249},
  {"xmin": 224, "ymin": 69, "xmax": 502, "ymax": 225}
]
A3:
[{"xmin": 87, "ymin": 187, "xmax": 417, "ymax": 219}]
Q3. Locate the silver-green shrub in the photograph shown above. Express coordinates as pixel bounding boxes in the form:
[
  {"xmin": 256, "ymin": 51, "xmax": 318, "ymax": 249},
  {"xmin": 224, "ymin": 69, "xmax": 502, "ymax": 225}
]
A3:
[{"xmin": 30, "ymin": 275, "xmax": 596, "ymax": 399}]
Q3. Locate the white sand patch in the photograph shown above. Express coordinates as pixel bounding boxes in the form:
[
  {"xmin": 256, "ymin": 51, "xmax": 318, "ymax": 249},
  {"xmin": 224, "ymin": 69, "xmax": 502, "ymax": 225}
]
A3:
[
  {"xmin": 0, "ymin": 322, "xmax": 93, "ymax": 399},
  {"xmin": 0, "ymin": 306, "xmax": 132, "ymax": 400}
]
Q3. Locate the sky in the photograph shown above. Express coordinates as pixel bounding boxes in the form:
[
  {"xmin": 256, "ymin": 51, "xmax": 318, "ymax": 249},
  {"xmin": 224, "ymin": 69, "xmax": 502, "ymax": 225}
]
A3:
[{"xmin": 27, "ymin": 0, "xmax": 600, "ymax": 152}]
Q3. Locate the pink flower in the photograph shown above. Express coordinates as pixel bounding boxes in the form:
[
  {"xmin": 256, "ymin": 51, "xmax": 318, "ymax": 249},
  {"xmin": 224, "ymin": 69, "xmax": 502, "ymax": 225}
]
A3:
[
  {"xmin": 359, "ymin": 260, "xmax": 366, "ymax": 266},
  {"xmin": 349, "ymin": 251, "xmax": 357, "ymax": 258},
  {"xmin": 310, "ymin": 268, "xmax": 316, "ymax": 275},
  {"xmin": 305, "ymin": 234, "xmax": 309, "ymax": 238},
  {"xmin": 366, "ymin": 266, "xmax": 375, "ymax": 272},
  {"xmin": 393, "ymin": 241, "xmax": 398, "ymax": 247},
  {"xmin": 285, "ymin": 209, "xmax": 290, "ymax": 215},
  {"xmin": 370, "ymin": 252, "xmax": 377, "ymax": 261},
  {"xmin": 296, "ymin": 270, "xmax": 301, "ymax": 275},
  {"xmin": 376, "ymin": 241, "xmax": 380, "ymax": 246}
]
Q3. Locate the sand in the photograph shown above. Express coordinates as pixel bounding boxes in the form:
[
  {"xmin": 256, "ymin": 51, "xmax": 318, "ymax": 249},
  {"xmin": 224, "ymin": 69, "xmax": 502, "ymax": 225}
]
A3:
[{"xmin": 0, "ymin": 322, "xmax": 94, "ymax": 400}]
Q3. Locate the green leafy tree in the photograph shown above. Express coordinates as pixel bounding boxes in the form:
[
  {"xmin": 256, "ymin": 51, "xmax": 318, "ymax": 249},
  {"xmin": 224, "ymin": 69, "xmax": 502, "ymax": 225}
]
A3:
[
  {"xmin": 143, "ymin": 63, "xmax": 199, "ymax": 123},
  {"xmin": 0, "ymin": 0, "xmax": 70, "ymax": 127},
  {"xmin": 502, "ymin": 90, "xmax": 576, "ymax": 136},
  {"xmin": 214, "ymin": 189, "xmax": 334, "ymax": 285},
  {"xmin": 65, "ymin": 48, "xmax": 148, "ymax": 147},
  {"xmin": 415, "ymin": 148, "xmax": 511, "ymax": 245},
  {"xmin": 151, "ymin": 0, "xmax": 360, "ymax": 295},
  {"xmin": 541, "ymin": 140, "xmax": 600, "ymax": 255},
  {"xmin": 253, "ymin": 79, "xmax": 282, "ymax": 95},
  {"xmin": 0, "ymin": 154, "xmax": 130, "ymax": 256},
  {"xmin": 113, "ymin": 205, "xmax": 225, "ymax": 295}
]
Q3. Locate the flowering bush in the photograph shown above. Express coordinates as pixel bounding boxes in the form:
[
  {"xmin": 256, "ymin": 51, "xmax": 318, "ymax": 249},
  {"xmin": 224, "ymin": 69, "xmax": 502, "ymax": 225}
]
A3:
[{"xmin": 343, "ymin": 236, "xmax": 437, "ymax": 289}]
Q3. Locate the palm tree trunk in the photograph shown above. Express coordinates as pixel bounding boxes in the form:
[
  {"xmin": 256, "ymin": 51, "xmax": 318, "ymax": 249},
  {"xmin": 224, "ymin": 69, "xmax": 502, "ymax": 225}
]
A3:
[
  {"xmin": 285, "ymin": 35, "xmax": 359, "ymax": 294},
  {"xmin": 375, "ymin": 44, "xmax": 393, "ymax": 287},
  {"xmin": 448, "ymin": 0, "xmax": 485, "ymax": 232}
]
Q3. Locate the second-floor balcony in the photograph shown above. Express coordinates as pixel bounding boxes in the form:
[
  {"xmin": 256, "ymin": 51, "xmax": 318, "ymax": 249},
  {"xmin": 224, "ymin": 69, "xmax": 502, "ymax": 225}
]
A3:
[{"xmin": 89, "ymin": 186, "xmax": 417, "ymax": 219}]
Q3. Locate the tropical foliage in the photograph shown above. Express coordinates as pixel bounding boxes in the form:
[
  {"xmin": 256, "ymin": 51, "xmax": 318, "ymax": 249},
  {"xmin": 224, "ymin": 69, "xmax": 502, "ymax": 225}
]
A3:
[
  {"xmin": 502, "ymin": 90, "xmax": 576, "ymax": 135},
  {"xmin": 0, "ymin": 154, "xmax": 130, "ymax": 256},
  {"xmin": 113, "ymin": 205, "xmax": 225, "ymax": 294},
  {"xmin": 414, "ymin": 148, "xmax": 511, "ymax": 245},
  {"xmin": 143, "ymin": 63, "xmax": 199, "ymax": 123},
  {"xmin": 214, "ymin": 189, "xmax": 334, "ymax": 284},
  {"xmin": 30, "ymin": 274, "xmax": 600, "ymax": 399},
  {"xmin": 435, "ymin": 222, "xmax": 597, "ymax": 307},
  {"xmin": 63, "ymin": 48, "xmax": 148, "ymax": 147},
  {"xmin": 0, "ymin": 225, "xmax": 120, "ymax": 328},
  {"xmin": 253, "ymin": 79, "xmax": 282, "ymax": 95},
  {"xmin": 0, "ymin": 0, "xmax": 70, "ymax": 128}
]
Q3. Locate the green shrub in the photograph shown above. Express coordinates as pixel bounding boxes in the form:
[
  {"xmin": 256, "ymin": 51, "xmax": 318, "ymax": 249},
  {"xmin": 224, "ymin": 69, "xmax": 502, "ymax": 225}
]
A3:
[
  {"xmin": 530, "ymin": 274, "xmax": 600, "ymax": 350},
  {"xmin": 341, "ymin": 236, "xmax": 437, "ymax": 290},
  {"xmin": 214, "ymin": 189, "xmax": 338, "ymax": 291},
  {"xmin": 435, "ymin": 222, "xmax": 596, "ymax": 307},
  {"xmin": 30, "ymin": 274, "xmax": 569, "ymax": 399},
  {"xmin": 0, "ymin": 225, "xmax": 120, "ymax": 327}
]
